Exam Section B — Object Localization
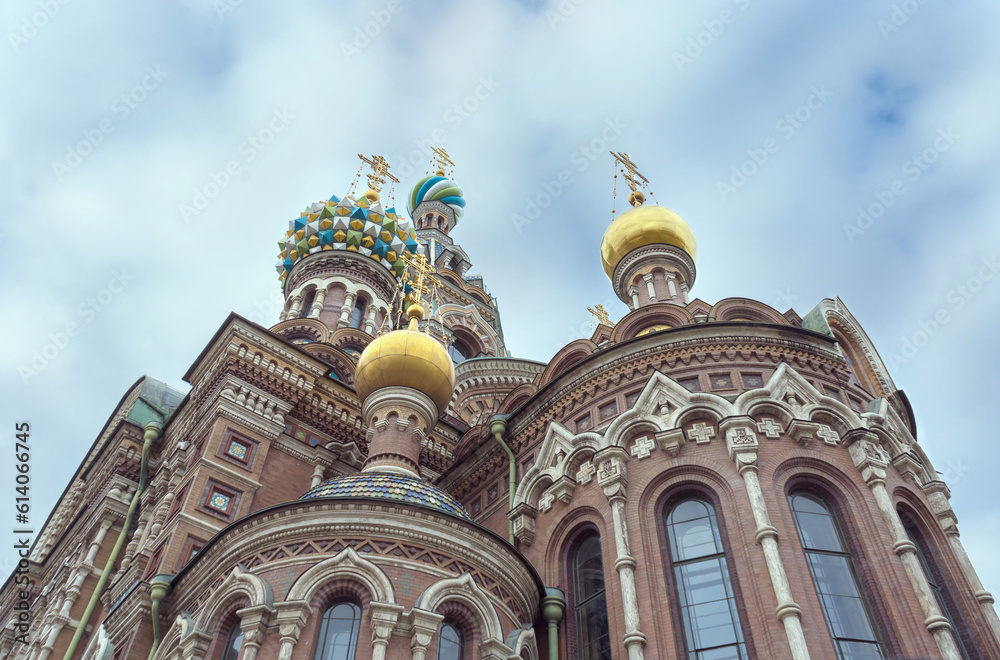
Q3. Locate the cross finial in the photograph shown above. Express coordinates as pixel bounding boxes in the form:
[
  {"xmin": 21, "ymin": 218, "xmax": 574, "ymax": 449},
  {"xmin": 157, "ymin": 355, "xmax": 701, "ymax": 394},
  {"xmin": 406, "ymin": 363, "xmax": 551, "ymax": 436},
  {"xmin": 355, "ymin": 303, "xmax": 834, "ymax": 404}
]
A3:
[
  {"xmin": 401, "ymin": 249, "xmax": 435, "ymax": 306},
  {"xmin": 429, "ymin": 147, "xmax": 455, "ymax": 176},
  {"xmin": 610, "ymin": 151, "xmax": 650, "ymax": 207},
  {"xmin": 357, "ymin": 154, "xmax": 400, "ymax": 193},
  {"xmin": 587, "ymin": 304, "xmax": 615, "ymax": 328}
]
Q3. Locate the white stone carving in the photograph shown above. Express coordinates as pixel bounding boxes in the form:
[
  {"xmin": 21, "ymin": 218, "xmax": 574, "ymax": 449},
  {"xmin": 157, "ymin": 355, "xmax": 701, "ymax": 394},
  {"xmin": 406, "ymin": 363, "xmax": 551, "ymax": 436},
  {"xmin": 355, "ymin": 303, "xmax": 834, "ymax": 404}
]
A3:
[
  {"xmin": 817, "ymin": 424, "xmax": 840, "ymax": 446},
  {"xmin": 630, "ymin": 435, "xmax": 655, "ymax": 459},
  {"xmin": 757, "ymin": 418, "xmax": 783, "ymax": 438},
  {"xmin": 687, "ymin": 422, "xmax": 715, "ymax": 444},
  {"xmin": 576, "ymin": 461, "xmax": 595, "ymax": 484}
]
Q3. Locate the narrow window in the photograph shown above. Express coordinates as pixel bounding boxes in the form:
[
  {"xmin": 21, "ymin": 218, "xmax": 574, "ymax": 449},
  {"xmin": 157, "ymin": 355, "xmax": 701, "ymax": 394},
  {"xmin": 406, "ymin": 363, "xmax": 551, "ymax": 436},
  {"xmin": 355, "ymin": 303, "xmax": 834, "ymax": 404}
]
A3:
[
  {"xmin": 301, "ymin": 289, "xmax": 316, "ymax": 318},
  {"xmin": 349, "ymin": 297, "xmax": 367, "ymax": 329},
  {"xmin": 313, "ymin": 602, "xmax": 361, "ymax": 660},
  {"xmin": 449, "ymin": 341, "xmax": 470, "ymax": 364},
  {"xmin": 789, "ymin": 492, "xmax": 885, "ymax": 660},
  {"xmin": 902, "ymin": 516, "xmax": 971, "ymax": 660},
  {"xmin": 220, "ymin": 623, "xmax": 243, "ymax": 660},
  {"xmin": 665, "ymin": 497, "xmax": 747, "ymax": 659},
  {"xmin": 572, "ymin": 533, "xmax": 612, "ymax": 660},
  {"xmin": 435, "ymin": 622, "xmax": 465, "ymax": 660}
]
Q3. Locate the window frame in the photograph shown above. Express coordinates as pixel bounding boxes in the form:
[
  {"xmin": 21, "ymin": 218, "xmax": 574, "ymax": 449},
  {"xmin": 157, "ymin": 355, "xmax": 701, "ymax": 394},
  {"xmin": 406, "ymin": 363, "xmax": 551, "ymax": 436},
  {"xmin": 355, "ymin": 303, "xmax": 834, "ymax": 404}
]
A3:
[
  {"xmin": 434, "ymin": 620, "xmax": 466, "ymax": 660},
  {"xmin": 564, "ymin": 526, "xmax": 613, "ymax": 660},
  {"xmin": 312, "ymin": 600, "xmax": 362, "ymax": 660}
]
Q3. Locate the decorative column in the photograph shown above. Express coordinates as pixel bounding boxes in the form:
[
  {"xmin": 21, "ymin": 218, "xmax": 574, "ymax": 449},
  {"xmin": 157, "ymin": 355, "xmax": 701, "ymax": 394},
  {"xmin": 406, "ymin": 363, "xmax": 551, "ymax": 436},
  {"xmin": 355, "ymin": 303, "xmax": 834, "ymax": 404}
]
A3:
[
  {"xmin": 364, "ymin": 304, "xmax": 378, "ymax": 335},
  {"xmin": 721, "ymin": 417, "xmax": 811, "ymax": 660},
  {"xmin": 369, "ymin": 602, "xmax": 403, "ymax": 660},
  {"xmin": 285, "ymin": 294, "xmax": 304, "ymax": 321},
  {"xmin": 278, "ymin": 296, "xmax": 295, "ymax": 322},
  {"xmin": 338, "ymin": 291, "xmax": 356, "ymax": 328},
  {"xmin": 540, "ymin": 588, "xmax": 565, "ymax": 660},
  {"xmin": 642, "ymin": 273, "xmax": 656, "ymax": 303},
  {"xmin": 310, "ymin": 463, "xmax": 326, "ymax": 489},
  {"xmin": 234, "ymin": 605, "xmax": 272, "ymax": 660},
  {"xmin": 628, "ymin": 286, "xmax": 639, "ymax": 311},
  {"xmin": 274, "ymin": 600, "xmax": 312, "ymax": 660},
  {"xmin": 407, "ymin": 608, "xmax": 444, "ymax": 660},
  {"xmin": 846, "ymin": 432, "xmax": 963, "ymax": 659},
  {"xmin": 178, "ymin": 630, "xmax": 213, "ymax": 660},
  {"xmin": 308, "ymin": 287, "xmax": 327, "ymax": 319},
  {"xmin": 594, "ymin": 446, "xmax": 646, "ymax": 660}
]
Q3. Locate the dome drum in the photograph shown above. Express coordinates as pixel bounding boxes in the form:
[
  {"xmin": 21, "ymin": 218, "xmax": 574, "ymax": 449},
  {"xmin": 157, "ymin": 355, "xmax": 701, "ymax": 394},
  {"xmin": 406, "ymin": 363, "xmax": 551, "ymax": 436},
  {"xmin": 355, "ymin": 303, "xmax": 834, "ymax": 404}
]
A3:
[{"xmin": 611, "ymin": 242, "xmax": 696, "ymax": 305}]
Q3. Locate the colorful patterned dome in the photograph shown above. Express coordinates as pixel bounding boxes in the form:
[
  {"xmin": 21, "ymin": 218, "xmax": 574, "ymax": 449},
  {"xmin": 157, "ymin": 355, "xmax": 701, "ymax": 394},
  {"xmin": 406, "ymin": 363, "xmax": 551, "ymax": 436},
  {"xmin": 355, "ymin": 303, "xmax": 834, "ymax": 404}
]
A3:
[
  {"xmin": 299, "ymin": 472, "xmax": 471, "ymax": 520},
  {"xmin": 276, "ymin": 193, "xmax": 421, "ymax": 281},
  {"xmin": 407, "ymin": 174, "xmax": 466, "ymax": 221}
]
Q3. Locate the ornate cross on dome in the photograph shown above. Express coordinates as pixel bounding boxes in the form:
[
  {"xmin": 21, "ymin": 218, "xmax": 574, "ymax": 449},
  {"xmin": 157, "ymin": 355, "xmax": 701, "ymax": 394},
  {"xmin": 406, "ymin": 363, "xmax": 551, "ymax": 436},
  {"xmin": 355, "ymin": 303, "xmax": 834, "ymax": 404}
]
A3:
[
  {"xmin": 587, "ymin": 304, "xmax": 615, "ymax": 328},
  {"xmin": 430, "ymin": 147, "xmax": 454, "ymax": 176},
  {"xmin": 610, "ymin": 151, "xmax": 649, "ymax": 206},
  {"xmin": 401, "ymin": 250, "xmax": 434, "ymax": 305},
  {"xmin": 357, "ymin": 153, "xmax": 399, "ymax": 193}
]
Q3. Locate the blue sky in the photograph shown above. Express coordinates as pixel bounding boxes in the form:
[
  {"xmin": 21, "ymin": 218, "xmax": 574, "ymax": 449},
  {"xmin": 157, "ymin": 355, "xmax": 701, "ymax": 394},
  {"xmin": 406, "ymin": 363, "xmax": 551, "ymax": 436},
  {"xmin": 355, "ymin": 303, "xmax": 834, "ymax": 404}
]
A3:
[{"xmin": 2, "ymin": 0, "xmax": 998, "ymax": 608}]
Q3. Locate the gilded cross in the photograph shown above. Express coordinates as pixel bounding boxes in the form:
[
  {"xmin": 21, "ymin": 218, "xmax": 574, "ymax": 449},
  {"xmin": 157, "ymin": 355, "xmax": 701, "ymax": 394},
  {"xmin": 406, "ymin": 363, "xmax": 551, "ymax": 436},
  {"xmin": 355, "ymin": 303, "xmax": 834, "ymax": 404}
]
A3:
[
  {"xmin": 357, "ymin": 154, "xmax": 400, "ymax": 193},
  {"xmin": 430, "ymin": 147, "xmax": 454, "ymax": 174},
  {"xmin": 587, "ymin": 304, "xmax": 615, "ymax": 328},
  {"xmin": 401, "ymin": 250, "xmax": 435, "ymax": 305},
  {"xmin": 610, "ymin": 151, "xmax": 649, "ymax": 194}
]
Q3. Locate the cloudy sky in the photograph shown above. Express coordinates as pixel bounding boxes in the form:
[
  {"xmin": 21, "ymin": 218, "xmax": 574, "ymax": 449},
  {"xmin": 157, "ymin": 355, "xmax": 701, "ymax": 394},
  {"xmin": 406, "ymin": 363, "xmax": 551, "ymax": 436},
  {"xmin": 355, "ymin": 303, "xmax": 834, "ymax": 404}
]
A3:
[{"xmin": 2, "ymin": 0, "xmax": 998, "ymax": 607}]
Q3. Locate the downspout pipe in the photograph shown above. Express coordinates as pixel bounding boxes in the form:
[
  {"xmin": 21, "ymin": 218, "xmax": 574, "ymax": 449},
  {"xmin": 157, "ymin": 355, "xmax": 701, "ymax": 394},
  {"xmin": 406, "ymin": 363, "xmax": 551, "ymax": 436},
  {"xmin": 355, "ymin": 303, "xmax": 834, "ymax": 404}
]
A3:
[
  {"xmin": 540, "ymin": 587, "xmax": 566, "ymax": 659},
  {"xmin": 488, "ymin": 415, "xmax": 516, "ymax": 545},
  {"xmin": 147, "ymin": 575, "xmax": 173, "ymax": 660},
  {"xmin": 63, "ymin": 421, "xmax": 162, "ymax": 660}
]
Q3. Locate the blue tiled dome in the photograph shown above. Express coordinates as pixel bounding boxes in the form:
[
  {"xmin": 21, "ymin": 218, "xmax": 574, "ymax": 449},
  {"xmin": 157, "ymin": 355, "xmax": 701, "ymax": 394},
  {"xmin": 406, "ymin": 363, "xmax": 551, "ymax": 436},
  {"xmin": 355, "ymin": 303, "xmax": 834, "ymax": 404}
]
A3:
[{"xmin": 299, "ymin": 472, "xmax": 471, "ymax": 521}]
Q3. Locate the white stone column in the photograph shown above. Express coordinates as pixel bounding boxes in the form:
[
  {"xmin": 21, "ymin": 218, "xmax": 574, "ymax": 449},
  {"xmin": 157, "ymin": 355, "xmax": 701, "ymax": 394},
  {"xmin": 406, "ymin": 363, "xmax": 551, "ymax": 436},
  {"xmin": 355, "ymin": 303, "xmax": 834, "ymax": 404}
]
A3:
[
  {"xmin": 364, "ymin": 304, "xmax": 378, "ymax": 335},
  {"xmin": 407, "ymin": 608, "xmax": 444, "ymax": 660},
  {"xmin": 369, "ymin": 602, "xmax": 403, "ymax": 660},
  {"xmin": 642, "ymin": 273, "xmax": 656, "ymax": 303},
  {"xmin": 310, "ymin": 463, "xmax": 326, "ymax": 489},
  {"xmin": 278, "ymin": 295, "xmax": 295, "ymax": 321},
  {"xmin": 308, "ymin": 287, "xmax": 327, "ymax": 319},
  {"xmin": 286, "ymin": 294, "xmax": 304, "ymax": 321},
  {"xmin": 274, "ymin": 600, "xmax": 312, "ymax": 660},
  {"xmin": 628, "ymin": 286, "xmax": 639, "ymax": 311},
  {"xmin": 237, "ymin": 604, "xmax": 273, "ymax": 660},
  {"xmin": 338, "ymin": 291, "xmax": 356, "ymax": 328},
  {"xmin": 595, "ymin": 446, "xmax": 646, "ymax": 660},
  {"xmin": 846, "ymin": 432, "xmax": 963, "ymax": 659},
  {"xmin": 666, "ymin": 273, "xmax": 678, "ymax": 300},
  {"xmin": 721, "ymin": 417, "xmax": 811, "ymax": 660}
]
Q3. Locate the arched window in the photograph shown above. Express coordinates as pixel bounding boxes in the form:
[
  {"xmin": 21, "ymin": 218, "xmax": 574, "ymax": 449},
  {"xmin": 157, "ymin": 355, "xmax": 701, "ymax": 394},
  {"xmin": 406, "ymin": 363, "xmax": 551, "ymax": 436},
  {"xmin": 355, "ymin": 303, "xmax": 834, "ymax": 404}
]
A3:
[
  {"xmin": 789, "ymin": 492, "xmax": 885, "ymax": 660},
  {"xmin": 313, "ymin": 602, "xmax": 361, "ymax": 660},
  {"xmin": 220, "ymin": 623, "xmax": 243, "ymax": 660},
  {"xmin": 665, "ymin": 497, "xmax": 747, "ymax": 659},
  {"xmin": 300, "ymin": 289, "xmax": 316, "ymax": 318},
  {"xmin": 448, "ymin": 341, "xmax": 470, "ymax": 364},
  {"xmin": 571, "ymin": 533, "xmax": 611, "ymax": 660},
  {"xmin": 349, "ymin": 297, "xmax": 367, "ymax": 329},
  {"xmin": 435, "ymin": 621, "xmax": 465, "ymax": 660},
  {"xmin": 900, "ymin": 513, "xmax": 971, "ymax": 659}
]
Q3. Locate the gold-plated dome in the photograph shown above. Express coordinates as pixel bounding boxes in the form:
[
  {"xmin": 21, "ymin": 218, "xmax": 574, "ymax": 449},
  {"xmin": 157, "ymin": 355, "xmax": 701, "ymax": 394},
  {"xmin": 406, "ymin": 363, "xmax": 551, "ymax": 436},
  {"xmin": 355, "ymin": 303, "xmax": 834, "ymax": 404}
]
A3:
[
  {"xmin": 354, "ymin": 306, "xmax": 456, "ymax": 413},
  {"xmin": 600, "ymin": 205, "xmax": 697, "ymax": 279}
]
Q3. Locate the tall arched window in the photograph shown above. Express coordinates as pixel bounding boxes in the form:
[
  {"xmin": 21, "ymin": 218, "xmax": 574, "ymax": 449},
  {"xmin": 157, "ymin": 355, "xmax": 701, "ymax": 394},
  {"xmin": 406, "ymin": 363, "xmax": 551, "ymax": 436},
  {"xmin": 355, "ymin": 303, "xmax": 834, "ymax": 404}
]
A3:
[
  {"xmin": 571, "ymin": 533, "xmax": 611, "ymax": 660},
  {"xmin": 300, "ymin": 289, "xmax": 316, "ymax": 318},
  {"xmin": 901, "ymin": 513, "xmax": 971, "ymax": 660},
  {"xmin": 665, "ymin": 497, "xmax": 747, "ymax": 659},
  {"xmin": 349, "ymin": 297, "xmax": 367, "ymax": 329},
  {"xmin": 313, "ymin": 602, "xmax": 361, "ymax": 660},
  {"xmin": 435, "ymin": 621, "xmax": 465, "ymax": 660},
  {"xmin": 789, "ymin": 492, "xmax": 885, "ymax": 660},
  {"xmin": 220, "ymin": 622, "xmax": 243, "ymax": 660}
]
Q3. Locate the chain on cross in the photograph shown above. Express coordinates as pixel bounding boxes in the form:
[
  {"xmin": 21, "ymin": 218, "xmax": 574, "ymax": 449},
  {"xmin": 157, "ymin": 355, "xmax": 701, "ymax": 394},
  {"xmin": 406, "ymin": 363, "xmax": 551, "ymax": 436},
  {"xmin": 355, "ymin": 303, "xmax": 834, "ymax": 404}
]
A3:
[
  {"xmin": 587, "ymin": 304, "xmax": 615, "ymax": 328},
  {"xmin": 429, "ymin": 147, "xmax": 455, "ymax": 175},
  {"xmin": 357, "ymin": 154, "xmax": 400, "ymax": 193},
  {"xmin": 401, "ymin": 250, "xmax": 435, "ymax": 306}
]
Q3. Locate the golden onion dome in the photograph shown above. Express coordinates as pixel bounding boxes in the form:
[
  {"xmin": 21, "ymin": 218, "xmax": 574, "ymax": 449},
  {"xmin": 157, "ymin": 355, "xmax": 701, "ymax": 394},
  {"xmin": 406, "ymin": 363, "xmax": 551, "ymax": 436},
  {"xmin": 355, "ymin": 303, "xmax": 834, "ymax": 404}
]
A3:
[
  {"xmin": 354, "ymin": 306, "xmax": 456, "ymax": 413},
  {"xmin": 600, "ymin": 203, "xmax": 697, "ymax": 279}
]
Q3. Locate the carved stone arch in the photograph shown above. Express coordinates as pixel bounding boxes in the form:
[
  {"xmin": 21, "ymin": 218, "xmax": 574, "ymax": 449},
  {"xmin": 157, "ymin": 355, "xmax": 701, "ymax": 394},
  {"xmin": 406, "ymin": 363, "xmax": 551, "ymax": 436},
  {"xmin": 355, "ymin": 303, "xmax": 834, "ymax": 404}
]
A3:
[
  {"xmin": 741, "ymin": 399, "xmax": 796, "ymax": 427},
  {"xmin": 505, "ymin": 626, "xmax": 539, "ymax": 660},
  {"xmin": 150, "ymin": 614, "xmax": 194, "ymax": 660},
  {"xmin": 270, "ymin": 317, "xmax": 330, "ymax": 343},
  {"xmin": 299, "ymin": 344, "xmax": 356, "ymax": 385},
  {"xmin": 611, "ymin": 303, "xmax": 694, "ymax": 342},
  {"xmin": 328, "ymin": 327, "xmax": 374, "ymax": 353},
  {"xmin": 414, "ymin": 573, "xmax": 505, "ymax": 644},
  {"xmin": 286, "ymin": 546, "xmax": 395, "ymax": 605},
  {"xmin": 195, "ymin": 564, "xmax": 274, "ymax": 633},
  {"xmin": 497, "ymin": 383, "xmax": 536, "ymax": 414},
  {"xmin": 513, "ymin": 422, "xmax": 601, "ymax": 510},
  {"xmin": 806, "ymin": 405, "xmax": 861, "ymax": 439},
  {"xmin": 439, "ymin": 303, "xmax": 501, "ymax": 356},
  {"xmin": 537, "ymin": 339, "xmax": 597, "ymax": 388},
  {"xmin": 603, "ymin": 415, "xmax": 667, "ymax": 450},
  {"xmin": 710, "ymin": 297, "xmax": 788, "ymax": 324}
]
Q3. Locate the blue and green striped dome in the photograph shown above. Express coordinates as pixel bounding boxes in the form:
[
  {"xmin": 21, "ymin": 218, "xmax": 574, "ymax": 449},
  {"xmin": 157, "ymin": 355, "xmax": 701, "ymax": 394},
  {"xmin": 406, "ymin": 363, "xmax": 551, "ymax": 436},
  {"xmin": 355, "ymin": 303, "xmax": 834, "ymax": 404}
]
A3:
[
  {"xmin": 407, "ymin": 174, "xmax": 466, "ymax": 221},
  {"xmin": 299, "ymin": 472, "xmax": 471, "ymax": 521}
]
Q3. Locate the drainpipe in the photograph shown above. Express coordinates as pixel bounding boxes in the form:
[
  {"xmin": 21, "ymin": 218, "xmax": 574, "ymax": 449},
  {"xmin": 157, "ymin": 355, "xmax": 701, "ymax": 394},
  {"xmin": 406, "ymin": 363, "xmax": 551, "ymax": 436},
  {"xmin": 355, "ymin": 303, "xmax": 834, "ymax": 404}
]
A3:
[
  {"xmin": 63, "ymin": 421, "xmax": 162, "ymax": 660},
  {"xmin": 540, "ymin": 587, "xmax": 565, "ymax": 660},
  {"xmin": 147, "ymin": 575, "xmax": 173, "ymax": 660},
  {"xmin": 488, "ymin": 415, "xmax": 516, "ymax": 545}
]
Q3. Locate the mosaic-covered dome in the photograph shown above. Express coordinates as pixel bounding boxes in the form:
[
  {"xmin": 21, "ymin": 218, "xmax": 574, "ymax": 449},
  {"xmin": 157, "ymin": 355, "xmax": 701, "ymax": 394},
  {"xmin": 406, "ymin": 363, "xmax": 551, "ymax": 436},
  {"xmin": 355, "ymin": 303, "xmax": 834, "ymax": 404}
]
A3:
[
  {"xmin": 300, "ymin": 472, "xmax": 471, "ymax": 520},
  {"xmin": 407, "ymin": 174, "xmax": 466, "ymax": 221},
  {"xmin": 276, "ymin": 192, "xmax": 420, "ymax": 282}
]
